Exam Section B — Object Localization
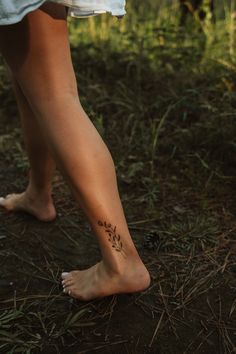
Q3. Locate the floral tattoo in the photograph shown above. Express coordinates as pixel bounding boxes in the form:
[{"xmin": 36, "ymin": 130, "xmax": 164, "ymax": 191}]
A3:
[{"xmin": 98, "ymin": 220, "xmax": 126, "ymax": 257}]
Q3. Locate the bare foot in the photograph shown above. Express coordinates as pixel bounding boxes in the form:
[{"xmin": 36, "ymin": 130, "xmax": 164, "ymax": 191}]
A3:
[
  {"xmin": 0, "ymin": 191, "xmax": 56, "ymax": 222},
  {"xmin": 61, "ymin": 259, "xmax": 151, "ymax": 301}
]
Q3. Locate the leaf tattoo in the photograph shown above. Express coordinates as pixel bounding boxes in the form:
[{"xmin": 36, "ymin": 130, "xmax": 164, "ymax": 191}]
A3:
[{"xmin": 98, "ymin": 220, "xmax": 126, "ymax": 257}]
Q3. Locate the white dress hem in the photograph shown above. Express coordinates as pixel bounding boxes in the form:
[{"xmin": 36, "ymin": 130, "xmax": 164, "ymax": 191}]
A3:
[{"xmin": 0, "ymin": 0, "xmax": 126, "ymax": 25}]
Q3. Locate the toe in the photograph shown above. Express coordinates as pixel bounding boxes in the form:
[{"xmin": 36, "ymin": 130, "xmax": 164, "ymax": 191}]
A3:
[
  {"xmin": 0, "ymin": 197, "xmax": 9, "ymax": 210},
  {"xmin": 67, "ymin": 288, "xmax": 78, "ymax": 299},
  {"xmin": 63, "ymin": 285, "xmax": 73, "ymax": 296},
  {"xmin": 62, "ymin": 278, "xmax": 73, "ymax": 287},
  {"xmin": 6, "ymin": 193, "xmax": 15, "ymax": 199},
  {"xmin": 61, "ymin": 272, "xmax": 70, "ymax": 279}
]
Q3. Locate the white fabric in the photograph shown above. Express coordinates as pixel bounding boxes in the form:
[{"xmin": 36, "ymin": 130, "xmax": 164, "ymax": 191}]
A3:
[
  {"xmin": 52, "ymin": 0, "xmax": 126, "ymax": 18},
  {"xmin": 0, "ymin": 0, "xmax": 126, "ymax": 25}
]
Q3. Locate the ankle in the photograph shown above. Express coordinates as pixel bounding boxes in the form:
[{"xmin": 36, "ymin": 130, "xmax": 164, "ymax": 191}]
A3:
[
  {"xmin": 102, "ymin": 252, "xmax": 145, "ymax": 277},
  {"xmin": 26, "ymin": 185, "xmax": 52, "ymax": 203}
]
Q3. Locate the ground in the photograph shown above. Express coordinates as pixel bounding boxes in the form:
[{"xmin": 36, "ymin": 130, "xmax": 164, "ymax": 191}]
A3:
[
  {"xmin": 1, "ymin": 6, "xmax": 236, "ymax": 352},
  {"xmin": 1, "ymin": 108, "xmax": 236, "ymax": 353}
]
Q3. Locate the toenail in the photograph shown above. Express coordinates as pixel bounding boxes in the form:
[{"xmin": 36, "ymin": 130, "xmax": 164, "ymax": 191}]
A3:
[
  {"xmin": 68, "ymin": 290, "xmax": 71, "ymax": 295},
  {"xmin": 62, "ymin": 272, "xmax": 69, "ymax": 278}
]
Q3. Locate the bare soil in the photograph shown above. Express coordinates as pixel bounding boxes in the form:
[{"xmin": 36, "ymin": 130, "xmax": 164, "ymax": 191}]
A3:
[{"xmin": 0, "ymin": 112, "xmax": 236, "ymax": 354}]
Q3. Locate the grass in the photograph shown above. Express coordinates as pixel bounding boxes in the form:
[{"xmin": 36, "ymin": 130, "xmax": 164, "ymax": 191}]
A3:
[{"xmin": 0, "ymin": 0, "xmax": 236, "ymax": 353}]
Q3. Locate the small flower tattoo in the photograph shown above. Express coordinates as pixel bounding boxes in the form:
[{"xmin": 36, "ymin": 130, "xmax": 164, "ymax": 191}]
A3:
[{"xmin": 97, "ymin": 220, "xmax": 126, "ymax": 257}]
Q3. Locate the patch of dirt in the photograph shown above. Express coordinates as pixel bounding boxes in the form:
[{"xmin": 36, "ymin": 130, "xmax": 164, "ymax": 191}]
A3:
[{"xmin": 1, "ymin": 143, "xmax": 236, "ymax": 354}]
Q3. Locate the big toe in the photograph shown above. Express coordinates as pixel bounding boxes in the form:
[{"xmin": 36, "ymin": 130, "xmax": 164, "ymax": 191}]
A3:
[
  {"xmin": 61, "ymin": 272, "xmax": 71, "ymax": 280},
  {"xmin": 0, "ymin": 195, "xmax": 16, "ymax": 209},
  {"xmin": 0, "ymin": 197, "xmax": 7, "ymax": 207}
]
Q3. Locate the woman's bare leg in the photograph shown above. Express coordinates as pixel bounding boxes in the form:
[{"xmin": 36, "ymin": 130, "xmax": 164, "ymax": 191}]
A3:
[
  {"xmin": 0, "ymin": 3, "xmax": 150, "ymax": 300},
  {"xmin": 0, "ymin": 77, "xmax": 56, "ymax": 221}
]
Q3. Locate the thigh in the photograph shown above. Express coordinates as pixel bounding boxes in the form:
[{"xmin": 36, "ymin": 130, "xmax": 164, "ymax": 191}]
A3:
[{"xmin": 0, "ymin": 2, "xmax": 78, "ymax": 104}]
